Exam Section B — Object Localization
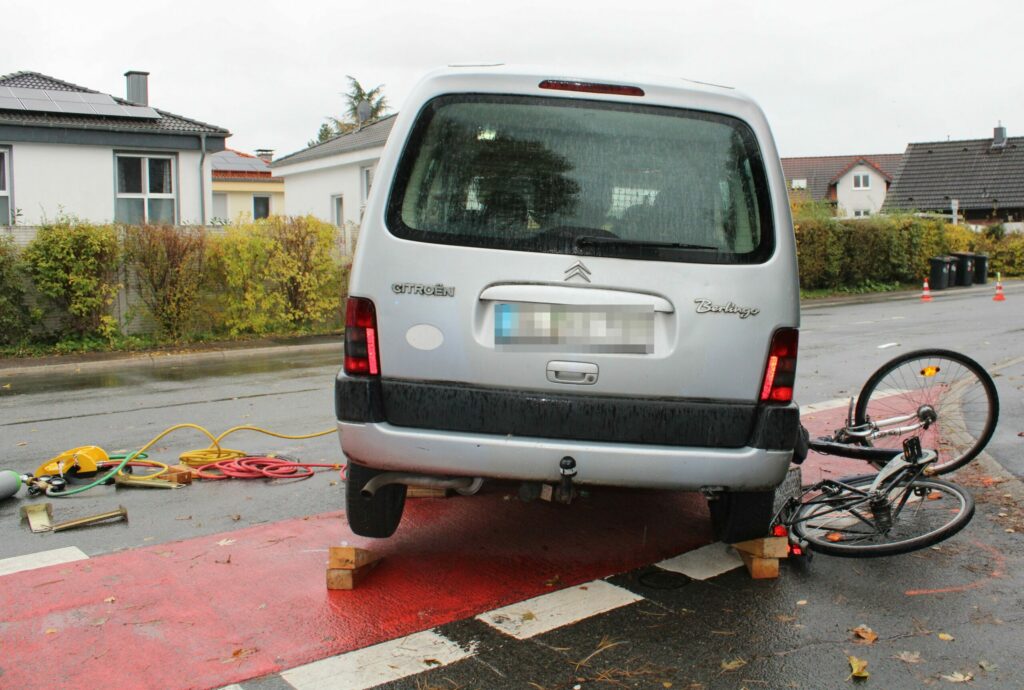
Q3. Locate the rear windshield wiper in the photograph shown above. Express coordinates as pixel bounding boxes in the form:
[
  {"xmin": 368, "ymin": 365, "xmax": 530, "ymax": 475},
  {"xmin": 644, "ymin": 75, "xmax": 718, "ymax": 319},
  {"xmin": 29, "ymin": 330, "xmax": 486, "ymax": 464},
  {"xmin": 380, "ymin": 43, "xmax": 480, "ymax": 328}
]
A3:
[{"xmin": 575, "ymin": 236, "xmax": 719, "ymax": 251}]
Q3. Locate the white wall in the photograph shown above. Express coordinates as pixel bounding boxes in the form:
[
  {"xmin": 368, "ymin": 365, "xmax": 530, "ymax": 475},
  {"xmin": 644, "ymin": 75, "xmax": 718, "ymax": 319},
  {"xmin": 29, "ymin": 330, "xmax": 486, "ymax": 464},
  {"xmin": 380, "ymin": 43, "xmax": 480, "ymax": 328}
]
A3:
[
  {"xmin": 836, "ymin": 163, "xmax": 888, "ymax": 218},
  {"xmin": 274, "ymin": 146, "xmax": 383, "ymax": 227},
  {"xmin": 2, "ymin": 141, "xmax": 210, "ymax": 225}
]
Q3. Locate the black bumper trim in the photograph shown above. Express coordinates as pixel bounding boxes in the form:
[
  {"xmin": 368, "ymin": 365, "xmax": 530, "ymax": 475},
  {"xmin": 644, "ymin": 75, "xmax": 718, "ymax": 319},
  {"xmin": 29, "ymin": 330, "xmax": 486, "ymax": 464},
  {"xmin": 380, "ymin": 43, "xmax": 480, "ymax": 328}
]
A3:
[{"xmin": 336, "ymin": 375, "xmax": 798, "ymax": 450}]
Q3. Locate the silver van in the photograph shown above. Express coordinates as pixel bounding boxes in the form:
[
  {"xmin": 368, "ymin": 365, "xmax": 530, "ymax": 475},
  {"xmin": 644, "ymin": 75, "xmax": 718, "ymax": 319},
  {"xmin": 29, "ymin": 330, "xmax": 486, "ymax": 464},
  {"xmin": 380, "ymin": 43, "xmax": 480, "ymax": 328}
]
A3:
[{"xmin": 337, "ymin": 67, "xmax": 801, "ymax": 542}]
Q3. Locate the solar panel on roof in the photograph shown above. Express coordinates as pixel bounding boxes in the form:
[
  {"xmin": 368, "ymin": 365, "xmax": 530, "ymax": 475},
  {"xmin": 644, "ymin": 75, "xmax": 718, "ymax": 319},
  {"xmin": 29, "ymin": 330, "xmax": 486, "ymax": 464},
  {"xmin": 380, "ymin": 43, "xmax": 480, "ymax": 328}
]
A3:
[
  {"xmin": 58, "ymin": 102, "xmax": 98, "ymax": 115},
  {"xmin": 45, "ymin": 90, "xmax": 84, "ymax": 103},
  {"xmin": 90, "ymin": 103, "xmax": 128, "ymax": 117},
  {"xmin": 80, "ymin": 92, "xmax": 118, "ymax": 105},
  {"xmin": 122, "ymin": 105, "xmax": 159, "ymax": 119},
  {"xmin": 20, "ymin": 98, "xmax": 63, "ymax": 113},
  {"xmin": 8, "ymin": 87, "xmax": 42, "ymax": 99},
  {"xmin": 0, "ymin": 97, "xmax": 25, "ymax": 111}
]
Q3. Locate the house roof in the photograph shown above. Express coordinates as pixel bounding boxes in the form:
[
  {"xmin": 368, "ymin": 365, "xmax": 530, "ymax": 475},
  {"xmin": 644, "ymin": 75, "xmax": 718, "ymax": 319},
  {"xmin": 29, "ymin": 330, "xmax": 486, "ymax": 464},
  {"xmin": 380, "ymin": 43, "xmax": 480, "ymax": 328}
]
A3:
[
  {"xmin": 0, "ymin": 70, "xmax": 229, "ymax": 136},
  {"xmin": 884, "ymin": 135, "xmax": 1024, "ymax": 212},
  {"xmin": 781, "ymin": 153, "xmax": 903, "ymax": 200},
  {"xmin": 212, "ymin": 149, "xmax": 272, "ymax": 177},
  {"xmin": 272, "ymin": 114, "xmax": 397, "ymax": 168}
]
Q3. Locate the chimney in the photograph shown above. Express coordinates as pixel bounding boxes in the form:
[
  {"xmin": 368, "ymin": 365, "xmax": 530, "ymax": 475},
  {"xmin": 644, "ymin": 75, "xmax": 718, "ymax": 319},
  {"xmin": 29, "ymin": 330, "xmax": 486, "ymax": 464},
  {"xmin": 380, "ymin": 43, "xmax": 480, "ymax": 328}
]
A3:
[
  {"xmin": 992, "ymin": 122, "xmax": 1007, "ymax": 149},
  {"xmin": 255, "ymin": 149, "xmax": 274, "ymax": 163},
  {"xmin": 124, "ymin": 70, "xmax": 150, "ymax": 106}
]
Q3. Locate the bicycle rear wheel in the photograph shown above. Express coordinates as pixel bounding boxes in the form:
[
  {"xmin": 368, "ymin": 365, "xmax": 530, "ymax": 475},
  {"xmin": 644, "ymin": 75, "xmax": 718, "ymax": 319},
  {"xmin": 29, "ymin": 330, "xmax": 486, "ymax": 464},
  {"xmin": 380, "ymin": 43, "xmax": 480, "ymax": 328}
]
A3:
[
  {"xmin": 790, "ymin": 476, "xmax": 974, "ymax": 557},
  {"xmin": 854, "ymin": 349, "xmax": 998, "ymax": 474}
]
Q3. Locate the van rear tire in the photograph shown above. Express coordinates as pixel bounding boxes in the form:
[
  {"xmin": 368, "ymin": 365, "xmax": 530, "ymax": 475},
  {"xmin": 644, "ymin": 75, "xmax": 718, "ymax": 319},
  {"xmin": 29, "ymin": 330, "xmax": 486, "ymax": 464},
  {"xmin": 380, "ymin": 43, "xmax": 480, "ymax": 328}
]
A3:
[
  {"xmin": 707, "ymin": 490, "xmax": 775, "ymax": 543},
  {"xmin": 345, "ymin": 461, "xmax": 407, "ymax": 538}
]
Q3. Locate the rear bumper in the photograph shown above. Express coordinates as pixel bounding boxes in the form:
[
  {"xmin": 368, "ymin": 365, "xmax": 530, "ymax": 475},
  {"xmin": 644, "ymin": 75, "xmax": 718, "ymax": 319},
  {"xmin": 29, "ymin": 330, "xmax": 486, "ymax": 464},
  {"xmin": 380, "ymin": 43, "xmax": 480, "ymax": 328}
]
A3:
[
  {"xmin": 337, "ymin": 421, "xmax": 792, "ymax": 490},
  {"xmin": 335, "ymin": 372, "xmax": 797, "ymax": 491}
]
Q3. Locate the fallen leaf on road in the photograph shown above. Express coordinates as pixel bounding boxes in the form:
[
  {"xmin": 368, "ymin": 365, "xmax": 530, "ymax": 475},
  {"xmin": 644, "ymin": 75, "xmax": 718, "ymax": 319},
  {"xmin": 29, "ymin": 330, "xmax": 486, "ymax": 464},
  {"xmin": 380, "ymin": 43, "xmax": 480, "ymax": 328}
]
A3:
[
  {"xmin": 222, "ymin": 647, "xmax": 257, "ymax": 663},
  {"xmin": 521, "ymin": 611, "xmax": 536, "ymax": 622},
  {"xmin": 777, "ymin": 614, "xmax": 797, "ymax": 622},
  {"xmin": 216, "ymin": 538, "xmax": 236, "ymax": 547},
  {"xmin": 91, "ymin": 618, "xmax": 107, "ymax": 627},
  {"xmin": 423, "ymin": 658, "xmax": 442, "ymax": 666},
  {"xmin": 16, "ymin": 442, "xmax": 27, "ymax": 447},
  {"xmin": 848, "ymin": 655, "xmax": 869, "ymax": 680},
  {"xmin": 2, "ymin": 383, "xmax": 11, "ymax": 389},
  {"xmin": 103, "ymin": 596, "xmax": 116, "ymax": 604},
  {"xmin": 45, "ymin": 628, "xmax": 57, "ymax": 635},
  {"xmin": 175, "ymin": 515, "xmax": 192, "ymax": 521},
  {"xmin": 978, "ymin": 660, "xmax": 997, "ymax": 672},
  {"xmin": 852, "ymin": 625, "xmax": 879, "ymax": 644},
  {"xmin": 720, "ymin": 657, "xmax": 747, "ymax": 672},
  {"xmin": 938, "ymin": 632, "xmax": 955, "ymax": 641},
  {"xmin": 230, "ymin": 514, "xmax": 241, "ymax": 521},
  {"xmin": 893, "ymin": 651, "xmax": 923, "ymax": 664},
  {"xmin": 796, "ymin": 599, "xmax": 808, "ymax": 606},
  {"xmin": 940, "ymin": 671, "xmax": 973, "ymax": 683},
  {"xmin": 544, "ymin": 574, "xmax": 562, "ymax": 587}
]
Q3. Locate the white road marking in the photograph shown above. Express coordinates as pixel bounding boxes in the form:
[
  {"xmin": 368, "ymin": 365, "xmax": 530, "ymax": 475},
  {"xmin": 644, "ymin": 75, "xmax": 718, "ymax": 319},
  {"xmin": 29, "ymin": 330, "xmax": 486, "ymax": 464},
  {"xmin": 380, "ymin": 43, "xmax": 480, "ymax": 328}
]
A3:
[
  {"xmin": 477, "ymin": 580, "xmax": 643, "ymax": 640},
  {"xmin": 799, "ymin": 397, "xmax": 854, "ymax": 415},
  {"xmin": 0, "ymin": 546, "xmax": 89, "ymax": 577},
  {"xmin": 281, "ymin": 629, "xmax": 474, "ymax": 690},
  {"xmin": 655, "ymin": 542, "xmax": 743, "ymax": 580}
]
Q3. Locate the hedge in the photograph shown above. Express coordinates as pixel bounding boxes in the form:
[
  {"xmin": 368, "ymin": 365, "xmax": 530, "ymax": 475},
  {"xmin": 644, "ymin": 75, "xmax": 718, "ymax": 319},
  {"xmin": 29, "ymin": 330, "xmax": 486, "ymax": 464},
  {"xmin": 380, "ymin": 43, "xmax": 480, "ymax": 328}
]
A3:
[{"xmin": 2, "ymin": 216, "xmax": 349, "ymax": 347}]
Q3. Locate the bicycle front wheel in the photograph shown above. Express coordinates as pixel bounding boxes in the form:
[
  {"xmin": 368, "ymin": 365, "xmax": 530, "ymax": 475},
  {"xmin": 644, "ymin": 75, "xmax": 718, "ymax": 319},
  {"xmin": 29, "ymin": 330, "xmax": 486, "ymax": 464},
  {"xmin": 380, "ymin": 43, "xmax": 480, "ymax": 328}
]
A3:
[
  {"xmin": 855, "ymin": 349, "xmax": 998, "ymax": 474},
  {"xmin": 791, "ymin": 476, "xmax": 974, "ymax": 557}
]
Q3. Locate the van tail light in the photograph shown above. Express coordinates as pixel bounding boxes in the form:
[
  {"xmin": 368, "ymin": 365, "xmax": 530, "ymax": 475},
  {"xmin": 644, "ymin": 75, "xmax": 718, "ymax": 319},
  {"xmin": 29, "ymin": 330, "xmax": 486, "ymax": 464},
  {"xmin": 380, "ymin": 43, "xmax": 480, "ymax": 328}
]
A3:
[
  {"xmin": 539, "ymin": 80, "xmax": 645, "ymax": 97},
  {"xmin": 344, "ymin": 297, "xmax": 380, "ymax": 376},
  {"xmin": 759, "ymin": 328, "xmax": 798, "ymax": 404}
]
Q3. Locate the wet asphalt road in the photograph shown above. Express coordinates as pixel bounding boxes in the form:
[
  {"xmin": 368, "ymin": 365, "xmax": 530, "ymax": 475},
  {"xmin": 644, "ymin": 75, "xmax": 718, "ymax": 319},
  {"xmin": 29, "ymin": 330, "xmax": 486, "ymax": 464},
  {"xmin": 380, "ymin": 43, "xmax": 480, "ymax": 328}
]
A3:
[{"xmin": 1, "ymin": 288, "xmax": 1023, "ymax": 688}]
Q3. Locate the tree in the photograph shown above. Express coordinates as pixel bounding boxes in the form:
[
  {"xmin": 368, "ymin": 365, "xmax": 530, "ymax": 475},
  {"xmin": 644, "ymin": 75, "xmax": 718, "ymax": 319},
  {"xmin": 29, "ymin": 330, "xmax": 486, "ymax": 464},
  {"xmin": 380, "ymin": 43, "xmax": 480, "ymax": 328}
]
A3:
[
  {"xmin": 307, "ymin": 123, "xmax": 334, "ymax": 148},
  {"xmin": 309, "ymin": 76, "xmax": 390, "ymax": 145}
]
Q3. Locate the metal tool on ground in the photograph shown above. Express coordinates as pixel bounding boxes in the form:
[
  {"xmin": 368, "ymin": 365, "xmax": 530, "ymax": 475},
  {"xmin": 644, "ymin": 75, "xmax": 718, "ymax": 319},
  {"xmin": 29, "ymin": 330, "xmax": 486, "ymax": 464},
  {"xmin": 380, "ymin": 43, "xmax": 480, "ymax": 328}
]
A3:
[
  {"xmin": 326, "ymin": 546, "xmax": 382, "ymax": 590},
  {"xmin": 20, "ymin": 503, "xmax": 53, "ymax": 532},
  {"xmin": 114, "ymin": 475, "xmax": 184, "ymax": 489},
  {"xmin": 51, "ymin": 506, "xmax": 128, "ymax": 532}
]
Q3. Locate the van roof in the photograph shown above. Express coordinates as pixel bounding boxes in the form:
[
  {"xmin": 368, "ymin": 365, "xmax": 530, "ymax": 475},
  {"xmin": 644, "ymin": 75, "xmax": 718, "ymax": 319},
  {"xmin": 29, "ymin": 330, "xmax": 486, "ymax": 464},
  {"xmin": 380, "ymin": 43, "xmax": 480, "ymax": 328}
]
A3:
[{"xmin": 411, "ymin": 64, "xmax": 761, "ymax": 113}]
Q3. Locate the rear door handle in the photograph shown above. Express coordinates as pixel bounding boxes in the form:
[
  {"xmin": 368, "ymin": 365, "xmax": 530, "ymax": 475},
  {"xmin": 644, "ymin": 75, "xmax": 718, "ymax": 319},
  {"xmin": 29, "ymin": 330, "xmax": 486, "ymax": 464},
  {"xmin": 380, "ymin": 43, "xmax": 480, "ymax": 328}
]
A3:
[{"xmin": 546, "ymin": 361, "xmax": 599, "ymax": 385}]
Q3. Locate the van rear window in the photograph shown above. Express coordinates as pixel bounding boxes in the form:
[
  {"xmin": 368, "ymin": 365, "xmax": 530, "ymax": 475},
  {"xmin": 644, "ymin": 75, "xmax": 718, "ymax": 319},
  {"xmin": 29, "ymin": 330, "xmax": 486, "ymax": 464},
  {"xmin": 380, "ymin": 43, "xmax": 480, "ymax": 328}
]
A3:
[{"xmin": 386, "ymin": 95, "xmax": 774, "ymax": 264}]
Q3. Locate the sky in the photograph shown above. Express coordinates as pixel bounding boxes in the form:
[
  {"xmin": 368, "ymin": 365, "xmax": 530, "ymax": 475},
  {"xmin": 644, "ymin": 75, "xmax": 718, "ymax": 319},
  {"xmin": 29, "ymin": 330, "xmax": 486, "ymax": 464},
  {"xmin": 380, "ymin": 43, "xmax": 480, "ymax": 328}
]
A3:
[{"xmin": 4, "ymin": 0, "xmax": 1021, "ymax": 159}]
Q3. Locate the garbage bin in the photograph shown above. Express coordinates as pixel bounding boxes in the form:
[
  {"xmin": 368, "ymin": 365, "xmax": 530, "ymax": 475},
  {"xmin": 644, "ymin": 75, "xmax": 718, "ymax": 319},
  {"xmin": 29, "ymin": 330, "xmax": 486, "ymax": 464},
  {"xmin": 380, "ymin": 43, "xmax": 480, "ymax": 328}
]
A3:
[
  {"xmin": 950, "ymin": 252, "xmax": 975, "ymax": 286},
  {"xmin": 945, "ymin": 256, "xmax": 959, "ymax": 287},
  {"xmin": 928, "ymin": 256, "xmax": 950, "ymax": 290},
  {"xmin": 973, "ymin": 254, "xmax": 989, "ymax": 284}
]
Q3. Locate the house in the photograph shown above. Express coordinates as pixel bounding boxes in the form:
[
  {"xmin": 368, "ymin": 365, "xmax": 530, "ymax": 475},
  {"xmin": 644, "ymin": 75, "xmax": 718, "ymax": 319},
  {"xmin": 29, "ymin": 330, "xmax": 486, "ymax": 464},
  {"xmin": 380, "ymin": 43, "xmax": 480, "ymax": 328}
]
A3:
[
  {"xmin": 781, "ymin": 153, "xmax": 903, "ymax": 218},
  {"xmin": 270, "ymin": 115, "xmax": 396, "ymax": 251},
  {"xmin": 0, "ymin": 70, "xmax": 229, "ymax": 226},
  {"xmin": 884, "ymin": 125, "xmax": 1024, "ymax": 225},
  {"xmin": 211, "ymin": 149, "xmax": 284, "ymax": 223}
]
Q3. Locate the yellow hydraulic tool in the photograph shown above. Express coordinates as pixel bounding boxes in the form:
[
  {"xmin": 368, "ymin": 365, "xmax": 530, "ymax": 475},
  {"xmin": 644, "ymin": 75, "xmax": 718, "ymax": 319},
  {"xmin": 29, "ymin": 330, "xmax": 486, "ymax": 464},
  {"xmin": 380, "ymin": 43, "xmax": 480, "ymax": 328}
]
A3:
[{"xmin": 35, "ymin": 446, "xmax": 108, "ymax": 478}]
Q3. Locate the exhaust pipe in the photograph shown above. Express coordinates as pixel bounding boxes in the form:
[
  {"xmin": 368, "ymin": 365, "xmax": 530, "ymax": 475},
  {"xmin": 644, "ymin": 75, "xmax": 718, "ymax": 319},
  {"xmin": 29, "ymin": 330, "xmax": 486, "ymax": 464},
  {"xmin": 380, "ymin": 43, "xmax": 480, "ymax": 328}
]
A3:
[{"xmin": 360, "ymin": 472, "xmax": 478, "ymax": 498}]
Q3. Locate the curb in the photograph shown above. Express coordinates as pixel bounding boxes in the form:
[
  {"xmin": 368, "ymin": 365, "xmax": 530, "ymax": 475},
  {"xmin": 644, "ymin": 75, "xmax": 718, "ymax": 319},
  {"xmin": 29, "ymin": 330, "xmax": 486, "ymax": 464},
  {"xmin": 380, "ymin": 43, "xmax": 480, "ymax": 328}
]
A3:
[
  {"xmin": 0, "ymin": 339, "xmax": 341, "ymax": 377},
  {"xmin": 802, "ymin": 277, "xmax": 1022, "ymax": 310}
]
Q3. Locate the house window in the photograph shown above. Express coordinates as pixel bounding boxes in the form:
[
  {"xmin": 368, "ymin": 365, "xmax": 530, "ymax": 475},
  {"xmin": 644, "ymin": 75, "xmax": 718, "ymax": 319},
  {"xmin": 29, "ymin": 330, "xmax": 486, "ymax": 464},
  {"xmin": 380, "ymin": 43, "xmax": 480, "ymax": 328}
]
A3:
[
  {"xmin": 253, "ymin": 195, "xmax": 270, "ymax": 220},
  {"xmin": 361, "ymin": 166, "xmax": 374, "ymax": 203},
  {"xmin": 211, "ymin": 193, "xmax": 228, "ymax": 223},
  {"xmin": 853, "ymin": 209, "xmax": 871, "ymax": 217},
  {"xmin": 115, "ymin": 154, "xmax": 176, "ymax": 224},
  {"xmin": 853, "ymin": 174, "xmax": 870, "ymax": 189},
  {"xmin": 790, "ymin": 178, "xmax": 807, "ymax": 190},
  {"xmin": 0, "ymin": 148, "xmax": 10, "ymax": 225},
  {"xmin": 332, "ymin": 195, "xmax": 344, "ymax": 227}
]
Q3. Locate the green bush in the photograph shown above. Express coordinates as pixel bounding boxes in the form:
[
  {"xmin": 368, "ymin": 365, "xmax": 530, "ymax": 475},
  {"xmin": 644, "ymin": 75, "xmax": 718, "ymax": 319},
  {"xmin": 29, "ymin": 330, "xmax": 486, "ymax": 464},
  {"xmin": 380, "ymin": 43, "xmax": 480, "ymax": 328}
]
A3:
[
  {"xmin": 22, "ymin": 220, "xmax": 120, "ymax": 337},
  {"xmin": 207, "ymin": 216, "xmax": 345, "ymax": 336},
  {"xmin": 123, "ymin": 224, "xmax": 207, "ymax": 341},
  {"xmin": 791, "ymin": 213, "xmax": 1009, "ymax": 290},
  {"xmin": 0, "ymin": 234, "xmax": 34, "ymax": 345}
]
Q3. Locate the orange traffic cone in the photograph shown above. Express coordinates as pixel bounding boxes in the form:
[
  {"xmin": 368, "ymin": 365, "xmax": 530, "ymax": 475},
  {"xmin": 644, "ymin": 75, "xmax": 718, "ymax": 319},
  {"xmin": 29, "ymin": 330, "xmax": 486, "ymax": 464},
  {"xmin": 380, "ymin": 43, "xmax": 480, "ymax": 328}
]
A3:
[
  {"xmin": 993, "ymin": 272, "xmax": 1006, "ymax": 302},
  {"xmin": 920, "ymin": 278, "xmax": 933, "ymax": 302}
]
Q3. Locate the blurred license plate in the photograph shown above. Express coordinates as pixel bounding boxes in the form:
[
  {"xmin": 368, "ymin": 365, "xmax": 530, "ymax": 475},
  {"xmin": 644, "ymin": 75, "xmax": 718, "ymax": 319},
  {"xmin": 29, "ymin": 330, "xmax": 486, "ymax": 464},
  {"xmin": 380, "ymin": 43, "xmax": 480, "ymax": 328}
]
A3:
[{"xmin": 495, "ymin": 303, "xmax": 654, "ymax": 353}]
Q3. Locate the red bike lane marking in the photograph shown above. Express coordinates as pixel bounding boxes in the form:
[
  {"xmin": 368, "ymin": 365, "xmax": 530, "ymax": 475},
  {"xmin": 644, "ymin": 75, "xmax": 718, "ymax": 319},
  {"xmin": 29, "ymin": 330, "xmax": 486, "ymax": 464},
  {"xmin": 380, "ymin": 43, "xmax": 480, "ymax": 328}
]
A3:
[{"xmin": 0, "ymin": 488, "xmax": 706, "ymax": 690}]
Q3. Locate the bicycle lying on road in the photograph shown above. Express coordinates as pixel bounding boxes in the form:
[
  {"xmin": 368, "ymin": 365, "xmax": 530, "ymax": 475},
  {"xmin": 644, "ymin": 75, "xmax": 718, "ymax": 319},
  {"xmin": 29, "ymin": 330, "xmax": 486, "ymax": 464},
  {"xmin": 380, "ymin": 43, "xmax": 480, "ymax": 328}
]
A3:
[{"xmin": 774, "ymin": 349, "xmax": 999, "ymax": 558}]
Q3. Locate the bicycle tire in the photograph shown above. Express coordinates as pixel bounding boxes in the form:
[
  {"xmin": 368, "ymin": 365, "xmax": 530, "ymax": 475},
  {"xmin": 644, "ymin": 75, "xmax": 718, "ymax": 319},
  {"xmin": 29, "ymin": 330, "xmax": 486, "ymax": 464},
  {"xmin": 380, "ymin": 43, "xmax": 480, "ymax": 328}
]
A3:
[
  {"xmin": 791, "ymin": 476, "xmax": 974, "ymax": 557},
  {"xmin": 854, "ymin": 349, "xmax": 998, "ymax": 474}
]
